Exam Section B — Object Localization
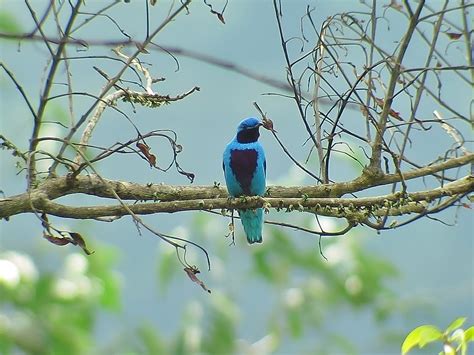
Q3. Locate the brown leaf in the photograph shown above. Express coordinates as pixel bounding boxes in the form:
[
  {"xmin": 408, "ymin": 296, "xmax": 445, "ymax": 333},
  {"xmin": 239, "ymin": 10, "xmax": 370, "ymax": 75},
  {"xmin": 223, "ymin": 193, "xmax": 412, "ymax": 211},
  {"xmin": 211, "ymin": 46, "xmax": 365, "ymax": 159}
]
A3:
[
  {"xmin": 68, "ymin": 232, "xmax": 95, "ymax": 255},
  {"xmin": 360, "ymin": 105, "xmax": 369, "ymax": 117},
  {"xmin": 184, "ymin": 266, "xmax": 211, "ymax": 293},
  {"xmin": 43, "ymin": 232, "xmax": 71, "ymax": 246},
  {"xmin": 445, "ymin": 32, "xmax": 462, "ymax": 40},
  {"xmin": 136, "ymin": 142, "xmax": 157, "ymax": 167},
  {"xmin": 375, "ymin": 97, "xmax": 403, "ymax": 121},
  {"xmin": 209, "ymin": 10, "xmax": 225, "ymax": 24},
  {"xmin": 388, "ymin": 108, "xmax": 403, "ymax": 121},
  {"xmin": 374, "ymin": 97, "xmax": 384, "ymax": 108},
  {"xmin": 217, "ymin": 13, "xmax": 225, "ymax": 24},
  {"xmin": 388, "ymin": 0, "xmax": 403, "ymax": 11},
  {"xmin": 40, "ymin": 212, "xmax": 51, "ymax": 233},
  {"xmin": 177, "ymin": 166, "xmax": 195, "ymax": 183},
  {"xmin": 262, "ymin": 117, "xmax": 276, "ymax": 132},
  {"xmin": 148, "ymin": 154, "xmax": 156, "ymax": 167},
  {"xmin": 184, "ymin": 172, "xmax": 195, "ymax": 183}
]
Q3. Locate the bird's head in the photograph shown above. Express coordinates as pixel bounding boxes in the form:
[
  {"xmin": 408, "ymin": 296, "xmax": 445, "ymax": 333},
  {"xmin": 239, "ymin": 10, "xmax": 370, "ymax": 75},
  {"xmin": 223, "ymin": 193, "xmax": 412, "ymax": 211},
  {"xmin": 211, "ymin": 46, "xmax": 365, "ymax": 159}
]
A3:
[{"xmin": 236, "ymin": 117, "xmax": 262, "ymax": 143}]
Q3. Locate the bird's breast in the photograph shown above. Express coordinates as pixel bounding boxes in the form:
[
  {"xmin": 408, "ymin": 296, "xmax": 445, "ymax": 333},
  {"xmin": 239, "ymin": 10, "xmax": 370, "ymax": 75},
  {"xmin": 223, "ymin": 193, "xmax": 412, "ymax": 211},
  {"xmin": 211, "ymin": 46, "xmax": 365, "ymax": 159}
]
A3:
[{"xmin": 229, "ymin": 148, "xmax": 260, "ymax": 195}]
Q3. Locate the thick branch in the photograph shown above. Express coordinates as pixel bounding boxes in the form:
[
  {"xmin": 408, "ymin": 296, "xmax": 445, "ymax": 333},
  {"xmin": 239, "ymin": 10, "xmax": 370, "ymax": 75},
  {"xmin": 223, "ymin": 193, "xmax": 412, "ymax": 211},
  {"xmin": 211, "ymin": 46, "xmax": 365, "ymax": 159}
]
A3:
[
  {"xmin": 1, "ymin": 152, "xmax": 472, "ymax": 219},
  {"xmin": 1, "ymin": 175, "xmax": 472, "ymax": 221},
  {"xmin": 1, "ymin": 160, "xmax": 472, "ymax": 220},
  {"xmin": 1, "ymin": 148, "xmax": 472, "ymax": 220}
]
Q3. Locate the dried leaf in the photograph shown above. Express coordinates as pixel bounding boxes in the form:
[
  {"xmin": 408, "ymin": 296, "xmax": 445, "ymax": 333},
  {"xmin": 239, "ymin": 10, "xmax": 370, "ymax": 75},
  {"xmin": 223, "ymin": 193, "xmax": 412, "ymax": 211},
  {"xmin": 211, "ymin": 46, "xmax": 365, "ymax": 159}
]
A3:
[
  {"xmin": 375, "ymin": 97, "xmax": 403, "ymax": 121},
  {"xmin": 148, "ymin": 154, "xmax": 156, "ymax": 167},
  {"xmin": 204, "ymin": 0, "xmax": 226, "ymax": 24},
  {"xmin": 217, "ymin": 13, "xmax": 225, "ymax": 24},
  {"xmin": 445, "ymin": 32, "xmax": 462, "ymax": 40},
  {"xmin": 388, "ymin": 0, "xmax": 403, "ymax": 11},
  {"xmin": 43, "ymin": 231, "xmax": 94, "ymax": 255},
  {"xmin": 360, "ymin": 105, "xmax": 369, "ymax": 117},
  {"xmin": 68, "ymin": 232, "xmax": 95, "ymax": 255},
  {"xmin": 388, "ymin": 108, "xmax": 403, "ymax": 121},
  {"xmin": 184, "ymin": 266, "xmax": 211, "ymax": 293},
  {"xmin": 177, "ymin": 167, "xmax": 195, "ymax": 183},
  {"xmin": 43, "ymin": 232, "xmax": 71, "ymax": 246},
  {"xmin": 374, "ymin": 97, "xmax": 384, "ymax": 107},
  {"xmin": 209, "ymin": 10, "xmax": 225, "ymax": 24},
  {"xmin": 40, "ymin": 212, "xmax": 51, "ymax": 232},
  {"xmin": 262, "ymin": 116, "xmax": 276, "ymax": 132},
  {"xmin": 136, "ymin": 142, "xmax": 157, "ymax": 167}
]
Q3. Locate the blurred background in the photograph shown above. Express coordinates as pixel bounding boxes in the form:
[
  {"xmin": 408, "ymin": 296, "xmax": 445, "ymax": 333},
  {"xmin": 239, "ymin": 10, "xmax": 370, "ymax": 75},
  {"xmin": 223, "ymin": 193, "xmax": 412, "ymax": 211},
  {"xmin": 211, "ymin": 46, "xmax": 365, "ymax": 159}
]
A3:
[{"xmin": 0, "ymin": 0, "xmax": 472, "ymax": 354}]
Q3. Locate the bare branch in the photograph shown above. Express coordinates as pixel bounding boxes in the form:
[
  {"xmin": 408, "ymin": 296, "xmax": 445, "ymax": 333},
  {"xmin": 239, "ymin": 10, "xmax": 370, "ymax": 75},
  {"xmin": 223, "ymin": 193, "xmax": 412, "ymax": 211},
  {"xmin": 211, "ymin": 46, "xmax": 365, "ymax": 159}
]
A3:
[{"xmin": 367, "ymin": 0, "xmax": 425, "ymax": 176}]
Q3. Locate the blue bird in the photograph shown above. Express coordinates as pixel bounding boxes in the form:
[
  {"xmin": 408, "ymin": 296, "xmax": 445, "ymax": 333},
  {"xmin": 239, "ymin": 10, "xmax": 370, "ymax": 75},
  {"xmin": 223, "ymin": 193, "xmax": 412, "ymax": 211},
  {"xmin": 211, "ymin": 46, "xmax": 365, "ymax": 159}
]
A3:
[{"xmin": 223, "ymin": 117, "xmax": 266, "ymax": 244}]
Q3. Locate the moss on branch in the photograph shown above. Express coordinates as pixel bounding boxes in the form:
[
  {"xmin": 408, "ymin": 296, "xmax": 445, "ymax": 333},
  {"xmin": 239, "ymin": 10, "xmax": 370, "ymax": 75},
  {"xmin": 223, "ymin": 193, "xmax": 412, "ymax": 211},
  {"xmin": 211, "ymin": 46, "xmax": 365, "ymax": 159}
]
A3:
[{"xmin": 1, "ymin": 175, "xmax": 472, "ymax": 220}]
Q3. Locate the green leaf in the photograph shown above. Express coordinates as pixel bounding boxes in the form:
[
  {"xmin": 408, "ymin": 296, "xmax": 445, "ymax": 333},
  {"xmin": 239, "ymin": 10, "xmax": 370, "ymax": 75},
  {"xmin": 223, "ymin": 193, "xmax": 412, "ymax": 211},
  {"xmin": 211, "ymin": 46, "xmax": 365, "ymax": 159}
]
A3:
[
  {"xmin": 419, "ymin": 326, "xmax": 443, "ymax": 347},
  {"xmin": 402, "ymin": 325, "xmax": 442, "ymax": 354},
  {"xmin": 202, "ymin": 294, "xmax": 238, "ymax": 354},
  {"xmin": 445, "ymin": 317, "xmax": 467, "ymax": 334},
  {"xmin": 0, "ymin": 11, "xmax": 22, "ymax": 33},
  {"xmin": 465, "ymin": 326, "xmax": 474, "ymax": 342},
  {"xmin": 137, "ymin": 323, "xmax": 166, "ymax": 354},
  {"xmin": 157, "ymin": 248, "xmax": 178, "ymax": 292},
  {"xmin": 86, "ymin": 246, "xmax": 121, "ymax": 311},
  {"xmin": 99, "ymin": 271, "xmax": 121, "ymax": 310},
  {"xmin": 287, "ymin": 309, "xmax": 303, "ymax": 338},
  {"xmin": 253, "ymin": 250, "xmax": 275, "ymax": 281},
  {"xmin": 44, "ymin": 102, "xmax": 70, "ymax": 126},
  {"xmin": 462, "ymin": 324, "xmax": 474, "ymax": 355}
]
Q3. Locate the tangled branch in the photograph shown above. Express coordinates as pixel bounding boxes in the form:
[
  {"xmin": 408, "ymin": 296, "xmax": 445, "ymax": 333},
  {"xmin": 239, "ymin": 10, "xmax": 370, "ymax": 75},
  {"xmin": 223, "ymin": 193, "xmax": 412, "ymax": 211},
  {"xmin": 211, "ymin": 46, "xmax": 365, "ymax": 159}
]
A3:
[{"xmin": 1, "ymin": 1, "xmax": 472, "ymax": 275}]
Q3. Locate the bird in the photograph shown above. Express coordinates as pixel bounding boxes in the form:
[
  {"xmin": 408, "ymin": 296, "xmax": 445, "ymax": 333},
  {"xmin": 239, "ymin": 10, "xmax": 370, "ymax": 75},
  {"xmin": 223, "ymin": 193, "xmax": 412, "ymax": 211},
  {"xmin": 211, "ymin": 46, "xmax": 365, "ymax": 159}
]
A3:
[{"xmin": 223, "ymin": 117, "xmax": 266, "ymax": 244}]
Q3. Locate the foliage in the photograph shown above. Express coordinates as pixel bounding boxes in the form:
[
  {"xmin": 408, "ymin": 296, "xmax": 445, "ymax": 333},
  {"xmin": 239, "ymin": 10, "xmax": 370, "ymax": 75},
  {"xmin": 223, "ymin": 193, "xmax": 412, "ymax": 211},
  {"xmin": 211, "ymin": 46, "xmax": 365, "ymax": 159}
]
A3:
[
  {"xmin": 0, "ymin": 246, "xmax": 121, "ymax": 354},
  {"xmin": 402, "ymin": 317, "xmax": 473, "ymax": 355},
  {"xmin": 1, "ymin": 217, "xmax": 404, "ymax": 354},
  {"xmin": 0, "ymin": 10, "xmax": 22, "ymax": 34},
  {"xmin": 151, "ymin": 213, "xmax": 403, "ymax": 353}
]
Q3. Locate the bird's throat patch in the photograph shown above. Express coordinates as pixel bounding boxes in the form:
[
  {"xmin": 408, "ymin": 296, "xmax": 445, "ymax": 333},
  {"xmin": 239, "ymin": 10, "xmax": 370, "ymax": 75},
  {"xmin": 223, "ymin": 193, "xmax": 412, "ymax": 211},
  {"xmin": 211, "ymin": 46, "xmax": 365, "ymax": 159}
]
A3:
[
  {"xmin": 237, "ymin": 127, "xmax": 260, "ymax": 143},
  {"xmin": 230, "ymin": 149, "xmax": 258, "ymax": 195}
]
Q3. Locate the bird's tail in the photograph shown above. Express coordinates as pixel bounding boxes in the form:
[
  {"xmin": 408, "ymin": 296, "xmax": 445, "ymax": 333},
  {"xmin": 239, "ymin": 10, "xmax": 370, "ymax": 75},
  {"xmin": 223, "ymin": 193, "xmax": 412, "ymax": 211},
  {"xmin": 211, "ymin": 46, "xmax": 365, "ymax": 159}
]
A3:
[{"xmin": 238, "ymin": 208, "xmax": 263, "ymax": 244}]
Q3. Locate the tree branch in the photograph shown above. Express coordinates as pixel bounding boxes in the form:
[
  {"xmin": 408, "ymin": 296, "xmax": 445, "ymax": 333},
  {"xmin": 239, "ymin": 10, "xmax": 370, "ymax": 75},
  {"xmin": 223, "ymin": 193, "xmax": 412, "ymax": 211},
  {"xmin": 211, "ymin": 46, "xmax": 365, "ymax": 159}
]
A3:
[
  {"xmin": 2, "ymin": 151, "xmax": 470, "ymax": 204},
  {"xmin": 367, "ymin": 0, "xmax": 425, "ymax": 175},
  {"xmin": 1, "ymin": 175, "xmax": 471, "ymax": 221},
  {"xmin": 1, "ymin": 149, "xmax": 472, "ymax": 221}
]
